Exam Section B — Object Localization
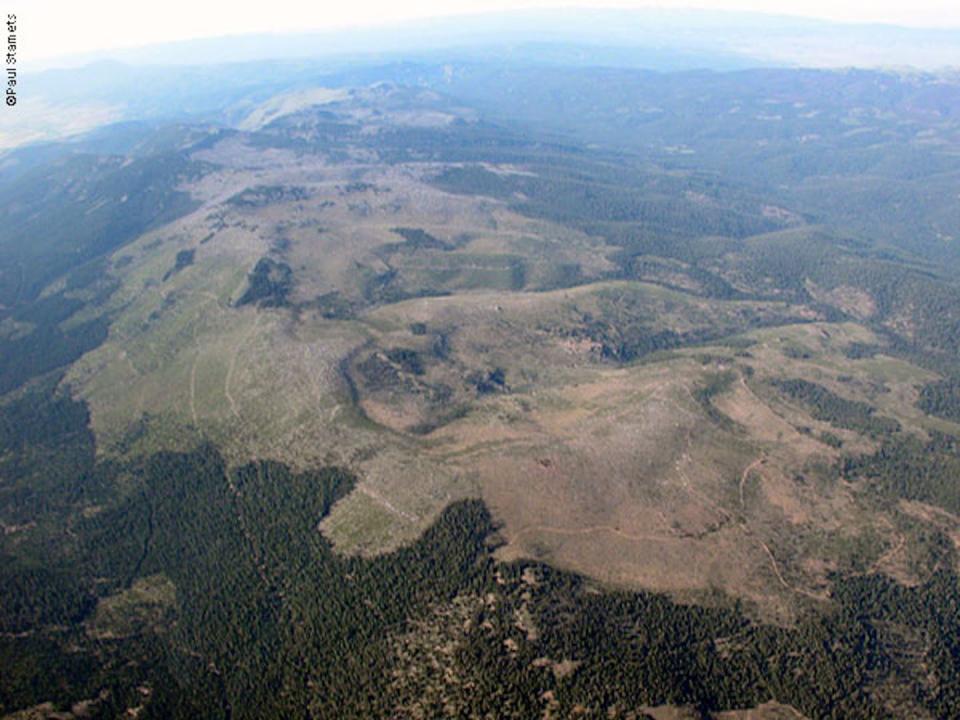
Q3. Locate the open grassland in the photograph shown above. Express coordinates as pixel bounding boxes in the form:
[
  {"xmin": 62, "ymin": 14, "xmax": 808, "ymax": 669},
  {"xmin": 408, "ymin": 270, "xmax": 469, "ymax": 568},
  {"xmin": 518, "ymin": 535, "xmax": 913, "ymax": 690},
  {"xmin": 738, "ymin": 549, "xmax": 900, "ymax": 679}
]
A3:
[
  {"xmin": 644, "ymin": 704, "xmax": 808, "ymax": 720},
  {"xmin": 57, "ymin": 131, "xmax": 960, "ymax": 621}
]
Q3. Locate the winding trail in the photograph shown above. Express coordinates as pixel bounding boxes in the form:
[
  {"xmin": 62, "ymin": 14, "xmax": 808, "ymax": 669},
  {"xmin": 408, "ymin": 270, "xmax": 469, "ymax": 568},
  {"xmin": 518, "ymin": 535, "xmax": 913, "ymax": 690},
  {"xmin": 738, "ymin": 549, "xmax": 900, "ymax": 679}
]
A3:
[
  {"xmin": 739, "ymin": 457, "xmax": 765, "ymax": 509},
  {"xmin": 736, "ymin": 451, "xmax": 829, "ymax": 602},
  {"xmin": 870, "ymin": 515, "xmax": 907, "ymax": 574},
  {"xmin": 757, "ymin": 538, "xmax": 829, "ymax": 602},
  {"xmin": 674, "ymin": 446, "xmax": 733, "ymax": 525},
  {"xmin": 873, "ymin": 533, "xmax": 907, "ymax": 572}
]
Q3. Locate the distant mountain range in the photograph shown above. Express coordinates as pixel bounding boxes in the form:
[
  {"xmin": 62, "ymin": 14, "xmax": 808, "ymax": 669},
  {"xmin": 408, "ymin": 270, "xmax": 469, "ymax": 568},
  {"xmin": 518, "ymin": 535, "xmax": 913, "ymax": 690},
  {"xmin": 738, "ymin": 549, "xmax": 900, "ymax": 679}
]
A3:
[
  {"xmin": 6, "ymin": 9, "xmax": 957, "ymax": 151},
  {"xmin": 33, "ymin": 9, "xmax": 960, "ymax": 71}
]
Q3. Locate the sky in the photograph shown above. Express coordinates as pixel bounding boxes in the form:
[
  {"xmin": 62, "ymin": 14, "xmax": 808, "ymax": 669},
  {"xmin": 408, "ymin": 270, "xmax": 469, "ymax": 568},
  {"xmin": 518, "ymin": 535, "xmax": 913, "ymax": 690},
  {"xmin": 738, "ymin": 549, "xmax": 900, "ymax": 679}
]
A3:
[{"xmin": 19, "ymin": 0, "xmax": 960, "ymax": 65}]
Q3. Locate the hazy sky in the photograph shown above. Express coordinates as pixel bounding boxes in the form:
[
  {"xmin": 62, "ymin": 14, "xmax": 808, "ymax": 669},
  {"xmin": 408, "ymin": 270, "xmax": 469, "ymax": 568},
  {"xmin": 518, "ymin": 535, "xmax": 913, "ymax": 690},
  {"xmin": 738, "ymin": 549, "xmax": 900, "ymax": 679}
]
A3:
[{"xmin": 21, "ymin": 0, "xmax": 960, "ymax": 64}]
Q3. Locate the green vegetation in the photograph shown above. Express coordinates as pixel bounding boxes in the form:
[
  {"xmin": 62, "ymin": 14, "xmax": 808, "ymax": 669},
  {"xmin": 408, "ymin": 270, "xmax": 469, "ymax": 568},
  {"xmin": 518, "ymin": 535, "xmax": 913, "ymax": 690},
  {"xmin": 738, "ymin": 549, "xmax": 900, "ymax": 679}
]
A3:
[
  {"xmin": 0, "ymin": 299, "xmax": 110, "ymax": 394},
  {"xmin": 557, "ymin": 288, "xmax": 806, "ymax": 364},
  {"xmin": 433, "ymin": 163, "xmax": 790, "ymax": 299},
  {"xmin": 918, "ymin": 376, "xmax": 960, "ymax": 423},
  {"xmin": 432, "ymin": 66, "xmax": 960, "ymax": 266},
  {"xmin": 385, "ymin": 347, "xmax": 426, "ymax": 375},
  {"xmin": 471, "ymin": 366, "xmax": 507, "ymax": 395},
  {"xmin": 236, "ymin": 257, "xmax": 294, "ymax": 308},
  {"xmin": 774, "ymin": 378, "xmax": 901, "ymax": 437},
  {"xmin": 843, "ymin": 431, "xmax": 960, "ymax": 515},
  {"xmin": 389, "ymin": 226, "xmax": 447, "ymax": 250},
  {"xmin": 834, "ymin": 571, "xmax": 960, "ymax": 720},
  {"xmin": 226, "ymin": 185, "xmax": 309, "ymax": 208},
  {"xmin": 305, "ymin": 290, "xmax": 357, "ymax": 319},
  {"xmin": 162, "ymin": 248, "xmax": 196, "ymax": 281},
  {"xmin": 694, "ymin": 369, "xmax": 739, "ymax": 431},
  {"xmin": 0, "ymin": 151, "xmax": 204, "ymax": 306}
]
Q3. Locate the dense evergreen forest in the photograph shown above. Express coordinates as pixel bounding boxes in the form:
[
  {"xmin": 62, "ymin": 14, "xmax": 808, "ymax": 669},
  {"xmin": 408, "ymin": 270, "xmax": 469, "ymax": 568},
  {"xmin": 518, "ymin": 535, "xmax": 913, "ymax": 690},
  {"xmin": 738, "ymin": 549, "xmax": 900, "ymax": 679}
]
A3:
[{"xmin": 919, "ymin": 377, "xmax": 960, "ymax": 424}]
